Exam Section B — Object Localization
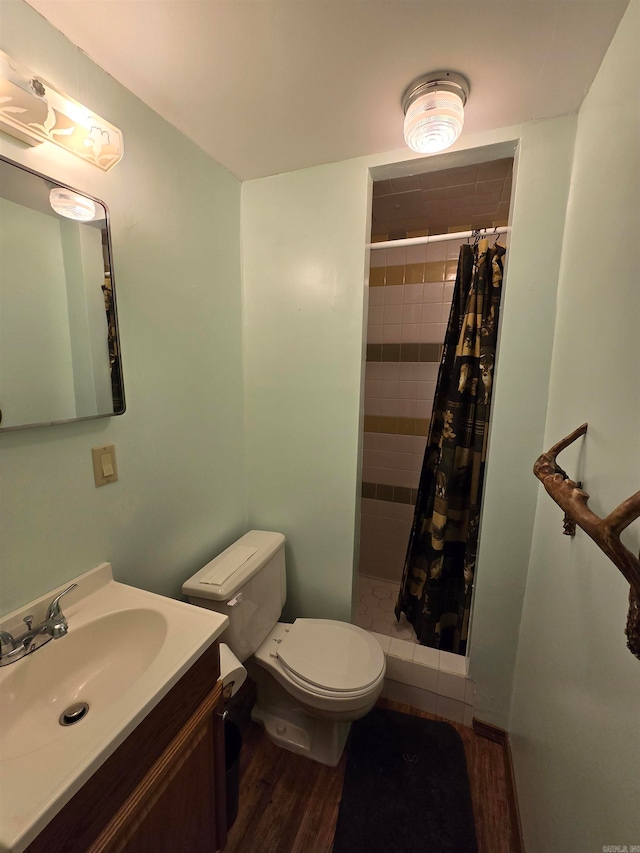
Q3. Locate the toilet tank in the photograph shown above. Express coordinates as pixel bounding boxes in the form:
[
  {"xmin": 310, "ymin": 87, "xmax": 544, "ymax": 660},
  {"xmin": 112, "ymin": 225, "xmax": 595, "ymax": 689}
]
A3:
[{"xmin": 182, "ymin": 530, "xmax": 286, "ymax": 663}]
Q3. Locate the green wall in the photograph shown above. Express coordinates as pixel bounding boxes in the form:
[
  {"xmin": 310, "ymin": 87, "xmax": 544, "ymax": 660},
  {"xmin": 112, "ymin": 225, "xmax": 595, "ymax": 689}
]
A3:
[
  {"xmin": 509, "ymin": 3, "xmax": 640, "ymax": 848},
  {"xmin": 240, "ymin": 119, "xmax": 575, "ymax": 695},
  {"xmin": 0, "ymin": 0, "xmax": 246, "ymax": 615}
]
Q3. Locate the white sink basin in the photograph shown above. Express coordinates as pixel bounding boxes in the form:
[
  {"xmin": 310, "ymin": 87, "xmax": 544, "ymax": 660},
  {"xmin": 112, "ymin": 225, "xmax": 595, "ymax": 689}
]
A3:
[{"xmin": 0, "ymin": 564, "xmax": 228, "ymax": 853}]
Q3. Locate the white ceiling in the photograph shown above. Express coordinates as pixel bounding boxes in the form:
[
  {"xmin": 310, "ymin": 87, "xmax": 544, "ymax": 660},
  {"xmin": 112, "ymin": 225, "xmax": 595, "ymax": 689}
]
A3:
[{"xmin": 24, "ymin": 0, "xmax": 628, "ymax": 181}]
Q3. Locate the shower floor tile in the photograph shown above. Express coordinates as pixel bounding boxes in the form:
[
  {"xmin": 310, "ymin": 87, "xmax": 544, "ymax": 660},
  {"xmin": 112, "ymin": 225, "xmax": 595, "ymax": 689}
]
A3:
[{"xmin": 356, "ymin": 575, "xmax": 417, "ymax": 641}]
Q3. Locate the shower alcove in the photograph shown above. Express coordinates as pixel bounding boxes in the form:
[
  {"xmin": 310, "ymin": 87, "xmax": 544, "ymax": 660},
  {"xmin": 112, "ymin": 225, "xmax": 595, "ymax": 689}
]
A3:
[{"xmin": 357, "ymin": 155, "xmax": 513, "ymax": 650}]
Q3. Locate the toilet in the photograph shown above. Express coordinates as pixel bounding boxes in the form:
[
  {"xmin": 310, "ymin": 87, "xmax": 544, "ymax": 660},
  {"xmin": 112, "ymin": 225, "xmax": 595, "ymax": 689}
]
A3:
[{"xmin": 183, "ymin": 530, "xmax": 385, "ymax": 766}]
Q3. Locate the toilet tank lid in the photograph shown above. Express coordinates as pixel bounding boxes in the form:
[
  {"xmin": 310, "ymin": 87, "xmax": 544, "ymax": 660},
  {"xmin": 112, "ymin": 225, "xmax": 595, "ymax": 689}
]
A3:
[{"xmin": 182, "ymin": 530, "xmax": 285, "ymax": 601}]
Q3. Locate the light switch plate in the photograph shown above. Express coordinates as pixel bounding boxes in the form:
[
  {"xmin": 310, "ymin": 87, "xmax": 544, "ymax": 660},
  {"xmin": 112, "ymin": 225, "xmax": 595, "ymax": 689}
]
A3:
[{"xmin": 91, "ymin": 444, "xmax": 118, "ymax": 487}]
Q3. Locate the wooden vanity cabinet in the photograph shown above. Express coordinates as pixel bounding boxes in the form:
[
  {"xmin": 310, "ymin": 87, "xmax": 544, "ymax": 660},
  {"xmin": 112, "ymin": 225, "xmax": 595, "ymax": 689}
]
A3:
[{"xmin": 25, "ymin": 642, "xmax": 227, "ymax": 853}]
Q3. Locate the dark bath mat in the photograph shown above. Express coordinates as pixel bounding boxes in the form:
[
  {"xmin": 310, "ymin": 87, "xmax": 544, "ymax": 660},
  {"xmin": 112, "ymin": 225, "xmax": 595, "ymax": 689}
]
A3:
[{"xmin": 332, "ymin": 707, "xmax": 478, "ymax": 853}]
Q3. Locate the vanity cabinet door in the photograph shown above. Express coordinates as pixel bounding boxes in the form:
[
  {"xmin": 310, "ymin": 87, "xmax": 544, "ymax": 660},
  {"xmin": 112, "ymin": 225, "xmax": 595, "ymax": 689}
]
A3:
[
  {"xmin": 25, "ymin": 644, "xmax": 226, "ymax": 853},
  {"xmin": 90, "ymin": 681, "xmax": 225, "ymax": 853}
]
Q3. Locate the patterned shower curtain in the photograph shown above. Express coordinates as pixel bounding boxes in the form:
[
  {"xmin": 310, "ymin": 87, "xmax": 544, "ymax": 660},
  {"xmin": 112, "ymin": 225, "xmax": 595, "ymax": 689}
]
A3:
[{"xmin": 395, "ymin": 240, "xmax": 505, "ymax": 654}]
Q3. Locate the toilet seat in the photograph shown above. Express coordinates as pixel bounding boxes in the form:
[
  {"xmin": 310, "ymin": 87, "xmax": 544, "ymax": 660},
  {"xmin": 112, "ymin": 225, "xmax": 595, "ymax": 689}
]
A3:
[{"xmin": 275, "ymin": 619, "xmax": 385, "ymax": 697}]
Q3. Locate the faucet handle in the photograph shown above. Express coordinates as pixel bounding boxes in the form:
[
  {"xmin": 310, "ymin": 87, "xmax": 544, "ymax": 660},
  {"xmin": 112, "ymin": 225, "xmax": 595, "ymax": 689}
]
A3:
[
  {"xmin": 46, "ymin": 583, "xmax": 78, "ymax": 620},
  {"xmin": 23, "ymin": 615, "xmax": 34, "ymax": 631}
]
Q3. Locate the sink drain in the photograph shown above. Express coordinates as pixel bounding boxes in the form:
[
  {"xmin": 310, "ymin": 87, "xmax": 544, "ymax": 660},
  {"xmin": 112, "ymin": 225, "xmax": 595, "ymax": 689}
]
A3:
[{"xmin": 59, "ymin": 702, "xmax": 89, "ymax": 726}]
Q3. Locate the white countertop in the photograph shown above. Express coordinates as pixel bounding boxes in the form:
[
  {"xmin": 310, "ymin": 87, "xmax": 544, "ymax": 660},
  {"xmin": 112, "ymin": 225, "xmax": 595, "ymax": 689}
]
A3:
[{"xmin": 0, "ymin": 564, "xmax": 228, "ymax": 852}]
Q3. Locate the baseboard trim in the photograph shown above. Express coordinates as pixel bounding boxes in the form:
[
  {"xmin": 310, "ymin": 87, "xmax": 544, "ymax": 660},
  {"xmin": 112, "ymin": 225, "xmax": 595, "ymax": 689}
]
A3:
[{"xmin": 473, "ymin": 719, "xmax": 524, "ymax": 853}]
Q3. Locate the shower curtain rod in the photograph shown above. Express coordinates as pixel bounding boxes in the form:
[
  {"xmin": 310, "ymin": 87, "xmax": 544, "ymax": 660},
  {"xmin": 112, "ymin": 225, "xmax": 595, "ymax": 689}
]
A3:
[{"xmin": 369, "ymin": 226, "xmax": 510, "ymax": 250}]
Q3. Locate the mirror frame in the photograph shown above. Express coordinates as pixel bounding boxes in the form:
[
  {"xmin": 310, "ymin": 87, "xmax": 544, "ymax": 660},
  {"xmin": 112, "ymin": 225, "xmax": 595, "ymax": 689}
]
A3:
[{"xmin": 0, "ymin": 155, "xmax": 126, "ymax": 431}]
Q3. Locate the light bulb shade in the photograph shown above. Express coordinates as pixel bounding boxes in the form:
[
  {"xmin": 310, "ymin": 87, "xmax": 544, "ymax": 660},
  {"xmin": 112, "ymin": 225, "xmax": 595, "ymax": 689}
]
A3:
[
  {"xmin": 402, "ymin": 72, "xmax": 469, "ymax": 154},
  {"xmin": 49, "ymin": 188, "xmax": 96, "ymax": 221}
]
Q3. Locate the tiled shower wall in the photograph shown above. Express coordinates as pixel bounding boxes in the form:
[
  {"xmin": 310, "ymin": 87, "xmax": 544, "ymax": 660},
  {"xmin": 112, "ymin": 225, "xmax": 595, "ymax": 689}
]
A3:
[{"xmin": 359, "ymin": 239, "xmax": 464, "ymax": 584}]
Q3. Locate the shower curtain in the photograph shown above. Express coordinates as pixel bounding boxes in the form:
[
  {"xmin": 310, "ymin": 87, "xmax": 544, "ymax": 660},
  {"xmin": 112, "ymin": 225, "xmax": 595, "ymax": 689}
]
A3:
[{"xmin": 395, "ymin": 240, "xmax": 505, "ymax": 653}]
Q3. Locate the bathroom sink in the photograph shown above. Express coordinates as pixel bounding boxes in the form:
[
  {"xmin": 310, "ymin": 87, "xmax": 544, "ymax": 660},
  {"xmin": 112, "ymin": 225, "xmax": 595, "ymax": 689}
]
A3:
[
  {"xmin": 0, "ymin": 563, "xmax": 228, "ymax": 853},
  {"xmin": 0, "ymin": 608, "xmax": 167, "ymax": 761}
]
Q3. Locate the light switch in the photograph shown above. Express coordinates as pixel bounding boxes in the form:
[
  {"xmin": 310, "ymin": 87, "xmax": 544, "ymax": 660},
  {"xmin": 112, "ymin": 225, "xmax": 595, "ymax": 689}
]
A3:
[{"xmin": 92, "ymin": 444, "xmax": 118, "ymax": 487}]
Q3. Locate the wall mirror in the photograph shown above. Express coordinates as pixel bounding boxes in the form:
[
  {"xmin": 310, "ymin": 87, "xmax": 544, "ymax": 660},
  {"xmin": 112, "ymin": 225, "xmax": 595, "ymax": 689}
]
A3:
[{"xmin": 0, "ymin": 156, "xmax": 125, "ymax": 430}]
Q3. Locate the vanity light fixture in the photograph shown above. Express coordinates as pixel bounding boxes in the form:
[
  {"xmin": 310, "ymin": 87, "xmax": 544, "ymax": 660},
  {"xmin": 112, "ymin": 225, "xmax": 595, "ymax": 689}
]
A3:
[
  {"xmin": 0, "ymin": 50, "xmax": 123, "ymax": 171},
  {"xmin": 402, "ymin": 71, "xmax": 470, "ymax": 154},
  {"xmin": 49, "ymin": 188, "xmax": 96, "ymax": 221}
]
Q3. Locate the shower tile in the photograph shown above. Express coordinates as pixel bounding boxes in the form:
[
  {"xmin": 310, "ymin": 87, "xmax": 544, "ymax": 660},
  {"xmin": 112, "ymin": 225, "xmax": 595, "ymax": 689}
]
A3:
[
  {"xmin": 464, "ymin": 678, "xmax": 476, "ymax": 705},
  {"xmin": 364, "ymin": 380, "xmax": 381, "ymax": 399},
  {"xmin": 362, "ymin": 594, "xmax": 380, "ymax": 608},
  {"xmin": 463, "ymin": 704, "xmax": 474, "ymax": 728},
  {"xmin": 416, "ymin": 401, "xmax": 433, "ymax": 420},
  {"xmin": 356, "ymin": 613, "xmax": 372, "ymax": 629},
  {"xmin": 370, "ymin": 249, "xmax": 387, "ymax": 269},
  {"xmin": 369, "ymin": 267, "xmax": 385, "ymax": 287},
  {"xmin": 398, "ymin": 362, "xmax": 419, "ymax": 381},
  {"xmin": 367, "ymin": 305, "xmax": 384, "ymax": 325},
  {"xmin": 440, "ymin": 651, "xmax": 468, "ymax": 675},
  {"xmin": 369, "ymin": 287, "xmax": 384, "ymax": 307},
  {"xmin": 419, "ymin": 323, "xmax": 442, "ymax": 343},
  {"xmin": 367, "ymin": 605, "xmax": 386, "ymax": 621},
  {"xmin": 419, "ymin": 343, "xmax": 442, "ymax": 362},
  {"xmin": 414, "ymin": 644, "xmax": 440, "ymax": 669},
  {"xmin": 384, "ymin": 679, "xmax": 412, "ymax": 705},
  {"xmin": 437, "ymin": 670, "xmax": 466, "ymax": 702},
  {"xmin": 441, "ymin": 302, "xmax": 452, "ymax": 322},
  {"xmin": 385, "ymin": 656, "xmax": 413, "ymax": 686},
  {"xmin": 390, "ymin": 623, "xmax": 416, "ymax": 642},
  {"xmin": 397, "ymin": 399, "xmax": 417, "ymax": 418},
  {"xmin": 424, "ymin": 261, "xmax": 445, "ymax": 282},
  {"xmin": 363, "ymin": 397, "xmax": 380, "ymax": 416},
  {"xmin": 410, "ymin": 687, "xmax": 438, "ymax": 714},
  {"xmin": 372, "ymin": 619, "xmax": 392, "ymax": 634},
  {"xmin": 418, "ymin": 362, "xmax": 439, "ymax": 381},
  {"xmin": 380, "ymin": 361, "xmax": 400, "ymax": 381},
  {"xmin": 423, "ymin": 281, "xmax": 445, "ymax": 302},
  {"xmin": 405, "ymin": 244, "xmax": 426, "ymax": 264},
  {"xmin": 369, "ymin": 631, "xmax": 391, "ymax": 654},
  {"xmin": 401, "ymin": 324, "xmax": 421, "ymax": 343},
  {"xmin": 435, "ymin": 696, "xmax": 465, "ymax": 724},
  {"xmin": 421, "ymin": 303, "xmax": 442, "ymax": 324},
  {"xmin": 445, "ymin": 260, "xmax": 458, "ymax": 281},
  {"xmin": 367, "ymin": 324, "xmax": 384, "ymax": 344},
  {"xmin": 386, "ymin": 246, "xmax": 407, "ymax": 266},
  {"xmin": 365, "ymin": 362, "xmax": 382, "ymax": 381},
  {"xmin": 385, "ymin": 264, "xmax": 404, "ymax": 286},
  {"xmin": 379, "ymin": 380, "xmax": 400, "ymax": 399},
  {"xmin": 383, "ymin": 304, "xmax": 403, "ymax": 325},
  {"xmin": 382, "ymin": 343, "xmax": 401, "ymax": 361},
  {"xmin": 418, "ymin": 380, "xmax": 436, "ymax": 399},
  {"xmin": 403, "ymin": 283, "xmax": 424, "ymax": 304},
  {"xmin": 383, "ymin": 285, "xmax": 403, "ymax": 305},
  {"xmin": 398, "ymin": 380, "xmax": 418, "ymax": 400},
  {"xmin": 361, "ymin": 482, "xmax": 376, "ymax": 500},
  {"xmin": 411, "ymin": 661, "xmax": 438, "ymax": 693},
  {"xmin": 402, "ymin": 303, "xmax": 422, "ymax": 325},
  {"xmin": 425, "ymin": 241, "xmax": 447, "ymax": 262},
  {"xmin": 389, "ymin": 637, "xmax": 415, "ymax": 662},
  {"xmin": 382, "ymin": 324, "xmax": 402, "ymax": 344}
]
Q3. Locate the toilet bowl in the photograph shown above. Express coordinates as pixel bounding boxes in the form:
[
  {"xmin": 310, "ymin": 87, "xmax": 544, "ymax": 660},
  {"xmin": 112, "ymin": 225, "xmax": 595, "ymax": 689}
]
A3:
[{"xmin": 183, "ymin": 530, "xmax": 385, "ymax": 766}]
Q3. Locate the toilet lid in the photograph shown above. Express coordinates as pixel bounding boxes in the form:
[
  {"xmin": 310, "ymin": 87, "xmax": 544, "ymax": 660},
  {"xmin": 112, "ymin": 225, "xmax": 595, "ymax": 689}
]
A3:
[{"xmin": 277, "ymin": 619, "xmax": 384, "ymax": 693}]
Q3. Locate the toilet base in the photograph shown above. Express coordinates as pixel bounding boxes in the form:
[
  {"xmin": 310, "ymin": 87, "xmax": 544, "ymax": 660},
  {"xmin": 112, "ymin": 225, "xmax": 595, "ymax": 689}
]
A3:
[
  {"xmin": 251, "ymin": 703, "xmax": 350, "ymax": 767},
  {"xmin": 248, "ymin": 660, "xmax": 350, "ymax": 766}
]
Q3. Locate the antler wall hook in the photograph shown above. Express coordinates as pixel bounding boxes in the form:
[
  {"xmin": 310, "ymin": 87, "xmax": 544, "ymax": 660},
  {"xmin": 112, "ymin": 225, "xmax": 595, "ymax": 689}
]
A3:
[{"xmin": 533, "ymin": 423, "xmax": 640, "ymax": 660}]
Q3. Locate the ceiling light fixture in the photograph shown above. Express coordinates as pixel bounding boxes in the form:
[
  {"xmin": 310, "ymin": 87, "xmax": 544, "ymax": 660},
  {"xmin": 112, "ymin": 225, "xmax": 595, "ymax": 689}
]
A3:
[
  {"xmin": 402, "ymin": 71, "xmax": 470, "ymax": 155},
  {"xmin": 49, "ymin": 188, "xmax": 96, "ymax": 221}
]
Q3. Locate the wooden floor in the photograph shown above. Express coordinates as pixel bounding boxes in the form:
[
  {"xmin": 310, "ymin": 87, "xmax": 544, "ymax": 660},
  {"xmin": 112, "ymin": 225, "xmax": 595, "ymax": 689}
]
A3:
[{"xmin": 225, "ymin": 699, "xmax": 515, "ymax": 853}]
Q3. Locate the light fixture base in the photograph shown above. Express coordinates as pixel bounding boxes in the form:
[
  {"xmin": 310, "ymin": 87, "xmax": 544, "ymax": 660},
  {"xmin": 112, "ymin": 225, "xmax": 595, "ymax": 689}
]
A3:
[{"xmin": 402, "ymin": 71, "xmax": 470, "ymax": 115}]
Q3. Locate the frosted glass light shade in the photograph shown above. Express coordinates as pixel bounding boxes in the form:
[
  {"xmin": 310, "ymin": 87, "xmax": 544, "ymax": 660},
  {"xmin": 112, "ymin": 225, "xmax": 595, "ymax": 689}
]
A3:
[
  {"xmin": 49, "ymin": 188, "xmax": 96, "ymax": 221},
  {"xmin": 404, "ymin": 89, "xmax": 465, "ymax": 154},
  {"xmin": 402, "ymin": 72, "xmax": 469, "ymax": 155}
]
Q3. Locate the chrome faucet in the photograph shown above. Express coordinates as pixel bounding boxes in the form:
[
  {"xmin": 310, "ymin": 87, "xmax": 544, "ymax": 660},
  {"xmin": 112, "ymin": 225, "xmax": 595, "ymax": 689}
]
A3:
[{"xmin": 0, "ymin": 583, "xmax": 77, "ymax": 666}]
